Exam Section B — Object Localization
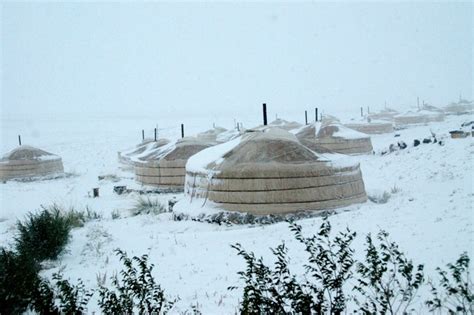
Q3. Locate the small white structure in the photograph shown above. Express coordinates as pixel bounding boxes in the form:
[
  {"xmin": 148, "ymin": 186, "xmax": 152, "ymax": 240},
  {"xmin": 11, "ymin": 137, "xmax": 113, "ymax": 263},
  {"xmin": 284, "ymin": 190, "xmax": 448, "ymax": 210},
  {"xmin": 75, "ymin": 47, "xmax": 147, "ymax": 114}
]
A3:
[
  {"xmin": 295, "ymin": 121, "xmax": 373, "ymax": 155},
  {"xmin": 0, "ymin": 146, "xmax": 64, "ymax": 181},
  {"xmin": 185, "ymin": 128, "xmax": 367, "ymax": 215}
]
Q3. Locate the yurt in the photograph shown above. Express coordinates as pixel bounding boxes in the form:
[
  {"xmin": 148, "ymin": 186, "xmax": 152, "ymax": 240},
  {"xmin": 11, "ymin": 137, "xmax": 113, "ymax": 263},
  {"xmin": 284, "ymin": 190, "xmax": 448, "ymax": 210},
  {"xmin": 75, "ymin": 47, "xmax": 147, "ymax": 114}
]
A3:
[
  {"xmin": 443, "ymin": 100, "xmax": 473, "ymax": 115},
  {"xmin": 185, "ymin": 128, "xmax": 367, "ymax": 215},
  {"xmin": 118, "ymin": 139, "xmax": 170, "ymax": 166},
  {"xmin": 268, "ymin": 118, "xmax": 303, "ymax": 131},
  {"xmin": 368, "ymin": 108, "xmax": 399, "ymax": 121},
  {"xmin": 134, "ymin": 137, "xmax": 215, "ymax": 187},
  {"xmin": 344, "ymin": 118, "xmax": 394, "ymax": 134},
  {"xmin": 253, "ymin": 118, "xmax": 303, "ymax": 132},
  {"xmin": 196, "ymin": 126, "xmax": 228, "ymax": 142},
  {"xmin": 394, "ymin": 109, "xmax": 444, "ymax": 126},
  {"xmin": 295, "ymin": 121, "xmax": 373, "ymax": 155},
  {"xmin": 0, "ymin": 146, "xmax": 64, "ymax": 181}
]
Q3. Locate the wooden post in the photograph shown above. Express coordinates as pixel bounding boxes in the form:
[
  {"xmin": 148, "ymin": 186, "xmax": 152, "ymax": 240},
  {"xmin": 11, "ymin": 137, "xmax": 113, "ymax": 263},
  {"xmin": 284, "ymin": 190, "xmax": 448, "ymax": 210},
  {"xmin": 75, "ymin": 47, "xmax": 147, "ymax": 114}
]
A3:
[
  {"xmin": 181, "ymin": 124, "xmax": 184, "ymax": 138},
  {"xmin": 361, "ymin": 107, "xmax": 363, "ymax": 117},
  {"xmin": 305, "ymin": 110, "xmax": 308, "ymax": 125},
  {"xmin": 142, "ymin": 130, "xmax": 144, "ymax": 141},
  {"xmin": 262, "ymin": 103, "xmax": 267, "ymax": 126},
  {"xmin": 315, "ymin": 108, "xmax": 318, "ymax": 122},
  {"xmin": 154, "ymin": 128, "xmax": 157, "ymax": 141},
  {"xmin": 18, "ymin": 135, "xmax": 21, "ymax": 146},
  {"xmin": 93, "ymin": 188, "xmax": 99, "ymax": 198}
]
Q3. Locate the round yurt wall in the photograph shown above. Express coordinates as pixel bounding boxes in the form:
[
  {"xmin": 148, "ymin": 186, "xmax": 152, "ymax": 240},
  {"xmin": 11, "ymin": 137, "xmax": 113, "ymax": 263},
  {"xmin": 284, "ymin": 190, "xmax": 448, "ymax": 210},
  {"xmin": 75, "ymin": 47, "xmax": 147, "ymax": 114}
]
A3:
[
  {"xmin": 0, "ymin": 146, "xmax": 64, "ymax": 181},
  {"xmin": 185, "ymin": 128, "xmax": 367, "ymax": 215},
  {"xmin": 135, "ymin": 137, "xmax": 215, "ymax": 187}
]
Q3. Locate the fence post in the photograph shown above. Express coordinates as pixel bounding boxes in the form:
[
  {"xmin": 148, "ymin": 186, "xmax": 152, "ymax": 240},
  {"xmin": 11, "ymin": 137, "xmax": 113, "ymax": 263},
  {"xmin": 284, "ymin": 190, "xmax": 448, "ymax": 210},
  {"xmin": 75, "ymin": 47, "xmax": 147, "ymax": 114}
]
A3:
[{"xmin": 262, "ymin": 103, "xmax": 267, "ymax": 126}]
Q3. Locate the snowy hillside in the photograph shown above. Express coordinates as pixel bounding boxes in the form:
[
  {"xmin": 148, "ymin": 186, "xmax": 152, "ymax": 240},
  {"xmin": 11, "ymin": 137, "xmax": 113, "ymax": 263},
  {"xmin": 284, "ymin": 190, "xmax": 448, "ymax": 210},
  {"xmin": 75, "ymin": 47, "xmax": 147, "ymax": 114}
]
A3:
[{"xmin": 0, "ymin": 113, "xmax": 472, "ymax": 313}]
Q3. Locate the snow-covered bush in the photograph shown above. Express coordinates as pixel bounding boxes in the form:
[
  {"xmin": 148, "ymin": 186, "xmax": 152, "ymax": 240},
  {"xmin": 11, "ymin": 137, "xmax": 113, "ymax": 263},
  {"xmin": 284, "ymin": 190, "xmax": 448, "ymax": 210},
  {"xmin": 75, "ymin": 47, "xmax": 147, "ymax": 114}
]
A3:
[
  {"xmin": 97, "ymin": 249, "xmax": 176, "ymax": 314},
  {"xmin": 230, "ymin": 220, "xmax": 356, "ymax": 313},
  {"xmin": 130, "ymin": 197, "xmax": 167, "ymax": 216},
  {"xmin": 31, "ymin": 272, "xmax": 93, "ymax": 314},
  {"xmin": 354, "ymin": 231, "xmax": 425, "ymax": 313},
  {"xmin": 425, "ymin": 252, "xmax": 473, "ymax": 314},
  {"xmin": 368, "ymin": 190, "xmax": 391, "ymax": 204},
  {"xmin": 15, "ymin": 207, "xmax": 72, "ymax": 262}
]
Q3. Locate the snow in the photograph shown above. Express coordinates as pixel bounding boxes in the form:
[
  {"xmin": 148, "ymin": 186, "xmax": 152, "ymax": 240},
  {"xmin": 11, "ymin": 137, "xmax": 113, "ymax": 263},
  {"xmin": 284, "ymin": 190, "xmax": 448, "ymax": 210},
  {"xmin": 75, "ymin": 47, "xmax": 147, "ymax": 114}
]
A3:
[
  {"xmin": 185, "ymin": 136, "xmax": 242, "ymax": 174},
  {"xmin": 0, "ymin": 113, "xmax": 473, "ymax": 313},
  {"xmin": 332, "ymin": 124, "xmax": 370, "ymax": 139}
]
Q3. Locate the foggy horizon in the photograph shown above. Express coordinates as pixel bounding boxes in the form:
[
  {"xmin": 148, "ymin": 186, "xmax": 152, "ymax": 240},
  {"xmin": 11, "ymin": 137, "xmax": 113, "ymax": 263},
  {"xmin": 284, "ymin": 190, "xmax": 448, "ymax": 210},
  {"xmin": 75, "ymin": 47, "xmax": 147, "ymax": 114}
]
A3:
[{"xmin": 1, "ymin": 1, "xmax": 472, "ymax": 121}]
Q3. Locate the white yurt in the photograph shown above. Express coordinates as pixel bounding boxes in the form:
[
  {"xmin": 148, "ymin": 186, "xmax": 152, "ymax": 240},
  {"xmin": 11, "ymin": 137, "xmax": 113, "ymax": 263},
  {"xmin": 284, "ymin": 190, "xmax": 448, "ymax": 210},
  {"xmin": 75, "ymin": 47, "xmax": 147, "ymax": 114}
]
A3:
[
  {"xmin": 118, "ymin": 139, "xmax": 170, "ymax": 166},
  {"xmin": 0, "ymin": 146, "xmax": 64, "ymax": 181},
  {"xmin": 295, "ymin": 121, "xmax": 373, "ymax": 155},
  {"xmin": 368, "ymin": 108, "xmax": 399, "ymax": 121},
  {"xmin": 443, "ymin": 100, "xmax": 473, "ymax": 115},
  {"xmin": 252, "ymin": 118, "xmax": 303, "ymax": 132},
  {"xmin": 185, "ymin": 128, "xmax": 367, "ymax": 215},
  {"xmin": 134, "ymin": 137, "xmax": 216, "ymax": 187},
  {"xmin": 394, "ymin": 108, "xmax": 444, "ymax": 126},
  {"xmin": 196, "ymin": 126, "xmax": 228, "ymax": 142},
  {"xmin": 344, "ymin": 118, "xmax": 394, "ymax": 134}
]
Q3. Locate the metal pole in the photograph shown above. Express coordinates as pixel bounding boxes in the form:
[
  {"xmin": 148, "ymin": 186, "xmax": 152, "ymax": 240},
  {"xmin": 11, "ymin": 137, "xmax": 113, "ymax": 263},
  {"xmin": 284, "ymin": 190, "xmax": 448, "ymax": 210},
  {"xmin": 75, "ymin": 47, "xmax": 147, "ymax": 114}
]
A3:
[
  {"xmin": 315, "ymin": 108, "xmax": 318, "ymax": 122},
  {"xmin": 262, "ymin": 103, "xmax": 267, "ymax": 126},
  {"xmin": 142, "ymin": 130, "xmax": 144, "ymax": 141},
  {"xmin": 181, "ymin": 124, "xmax": 184, "ymax": 138},
  {"xmin": 18, "ymin": 135, "xmax": 21, "ymax": 146}
]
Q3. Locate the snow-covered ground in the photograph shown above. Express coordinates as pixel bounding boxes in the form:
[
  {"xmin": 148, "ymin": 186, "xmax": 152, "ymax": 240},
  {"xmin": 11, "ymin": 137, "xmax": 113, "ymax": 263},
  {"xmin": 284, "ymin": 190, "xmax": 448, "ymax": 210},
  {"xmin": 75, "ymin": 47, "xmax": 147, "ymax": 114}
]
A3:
[{"xmin": 0, "ymin": 112, "xmax": 473, "ymax": 313}]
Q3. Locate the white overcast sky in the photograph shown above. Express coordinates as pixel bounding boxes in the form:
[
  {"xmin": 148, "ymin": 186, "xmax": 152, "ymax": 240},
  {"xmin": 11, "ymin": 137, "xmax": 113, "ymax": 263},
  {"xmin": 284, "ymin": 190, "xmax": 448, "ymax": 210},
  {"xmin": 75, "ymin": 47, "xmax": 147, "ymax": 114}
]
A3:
[{"xmin": 1, "ymin": 1, "xmax": 472, "ymax": 120}]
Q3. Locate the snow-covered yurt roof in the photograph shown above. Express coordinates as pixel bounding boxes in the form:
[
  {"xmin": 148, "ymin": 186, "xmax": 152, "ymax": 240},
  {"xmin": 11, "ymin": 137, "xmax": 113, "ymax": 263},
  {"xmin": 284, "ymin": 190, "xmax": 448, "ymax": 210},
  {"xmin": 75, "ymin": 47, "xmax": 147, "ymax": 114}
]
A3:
[
  {"xmin": 252, "ymin": 118, "xmax": 303, "ymax": 132},
  {"xmin": 0, "ymin": 145, "xmax": 64, "ymax": 181},
  {"xmin": 368, "ymin": 107, "xmax": 399, "ymax": 120},
  {"xmin": 295, "ymin": 121, "xmax": 373, "ymax": 155},
  {"xmin": 394, "ymin": 109, "xmax": 444, "ymax": 125},
  {"xmin": 185, "ymin": 128, "xmax": 367, "ymax": 215},
  {"xmin": 1, "ymin": 145, "xmax": 59, "ymax": 161},
  {"xmin": 196, "ymin": 126, "xmax": 228, "ymax": 142},
  {"xmin": 343, "ymin": 117, "xmax": 394, "ymax": 134},
  {"xmin": 119, "ymin": 139, "xmax": 170, "ymax": 165}
]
